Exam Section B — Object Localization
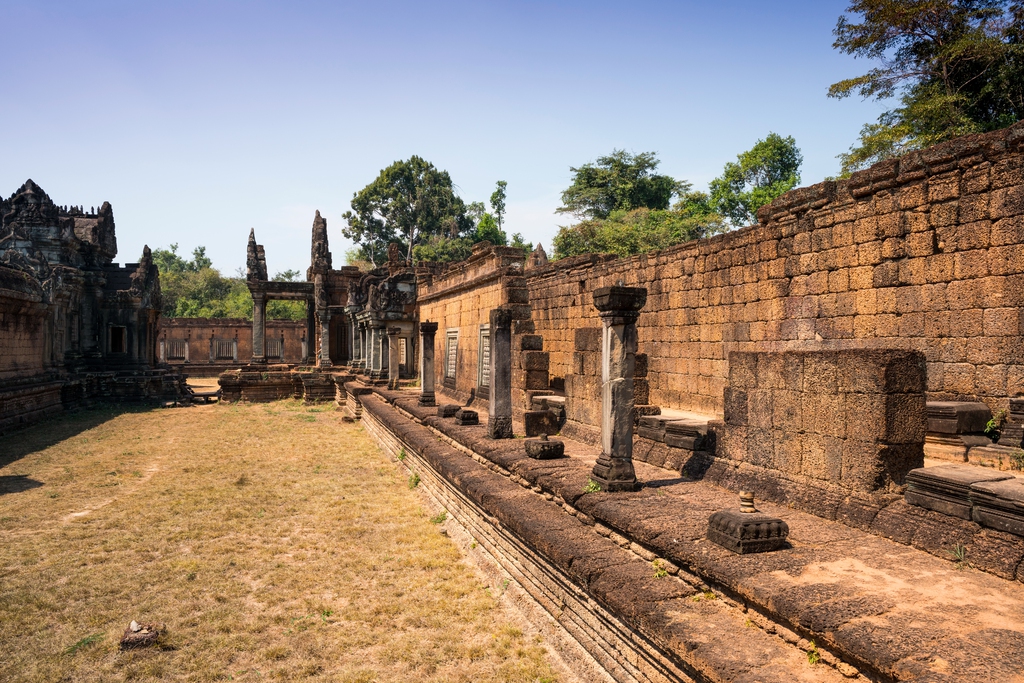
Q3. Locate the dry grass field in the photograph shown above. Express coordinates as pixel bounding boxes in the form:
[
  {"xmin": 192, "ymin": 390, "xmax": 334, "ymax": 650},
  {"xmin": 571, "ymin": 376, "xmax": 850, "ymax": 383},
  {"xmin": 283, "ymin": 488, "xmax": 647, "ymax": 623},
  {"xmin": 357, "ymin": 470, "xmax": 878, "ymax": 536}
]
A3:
[{"xmin": 0, "ymin": 400, "xmax": 560, "ymax": 682}]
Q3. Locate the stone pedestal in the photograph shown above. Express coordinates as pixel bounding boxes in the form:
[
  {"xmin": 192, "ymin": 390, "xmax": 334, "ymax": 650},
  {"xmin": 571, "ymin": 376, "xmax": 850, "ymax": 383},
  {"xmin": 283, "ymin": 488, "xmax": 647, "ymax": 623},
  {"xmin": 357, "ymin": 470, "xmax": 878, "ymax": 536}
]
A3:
[
  {"xmin": 419, "ymin": 322, "xmax": 438, "ymax": 406},
  {"xmin": 487, "ymin": 308, "xmax": 513, "ymax": 439},
  {"xmin": 387, "ymin": 327, "xmax": 401, "ymax": 390},
  {"xmin": 525, "ymin": 433, "xmax": 565, "ymax": 459},
  {"xmin": 590, "ymin": 286, "xmax": 647, "ymax": 492},
  {"xmin": 707, "ymin": 493, "xmax": 789, "ymax": 554}
]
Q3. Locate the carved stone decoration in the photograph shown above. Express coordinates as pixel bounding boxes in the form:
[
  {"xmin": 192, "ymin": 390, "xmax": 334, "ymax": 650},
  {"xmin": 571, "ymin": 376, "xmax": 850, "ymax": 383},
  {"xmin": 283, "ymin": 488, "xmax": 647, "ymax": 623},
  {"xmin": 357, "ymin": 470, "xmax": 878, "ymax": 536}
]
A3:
[
  {"xmin": 314, "ymin": 273, "xmax": 327, "ymax": 311},
  {"xmin": 387, "ymin": 242, "xmax": 402, "ymax": 264},
  {"xmin": 246, "ymin": 228, "xmax": 268, "ymax": 282},
  {"xmin": 707, "ymin": 493, "xmax": 789, "ymax": 554},
  {"xmin": 309, "ymin": 210, "xmax": 332, "ymax": 275}
]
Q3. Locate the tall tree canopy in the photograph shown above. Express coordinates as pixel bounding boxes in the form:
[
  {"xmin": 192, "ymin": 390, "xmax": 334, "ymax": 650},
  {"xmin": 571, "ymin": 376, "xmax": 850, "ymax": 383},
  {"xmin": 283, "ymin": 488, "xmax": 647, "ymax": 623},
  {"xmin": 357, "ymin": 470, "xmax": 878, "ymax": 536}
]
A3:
[
  {"xmin": 342, "ymin": 156, "xmax": 472, "ymax": 266},
  {"xmin": 709, "ymin": 133, "xmax": 803, "ymax": 226},
  {"xmin": 557, "ymin": 150, "xmax": 682, "ymax": 219},
  {"xmin": 552, "ymin": 150, "xmax": 725, "ymax": 259},
  {"xmin": 830, "ymin": 0, "xmax": 1024, "ymax": 174},
  {"xmin": 153, "ymin": 244, "xmax": 303, "ymax": 320},
  {"xmin": 490, "ymin": 180, "xmax": 507, "ymax": 230}
]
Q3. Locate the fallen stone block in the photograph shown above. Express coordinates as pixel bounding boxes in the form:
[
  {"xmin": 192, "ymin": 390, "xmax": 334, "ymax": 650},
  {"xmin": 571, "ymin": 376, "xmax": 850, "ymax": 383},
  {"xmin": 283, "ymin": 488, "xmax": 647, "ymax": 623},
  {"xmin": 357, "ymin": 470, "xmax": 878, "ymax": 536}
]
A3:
[
  {"xmin": 927, "ymin": 401, "xmax": 992, "ymax": 434},
  {"xmin": 524, "ymin": 410, "xmax": 559, "ymax": 436},
  {"xmin": 905, "ymin": 464, "xmax": 1013, "ymax": 519},
  {"xmin": 524, "ymin": 433, "xmax": 565, "ymax": 459},
  {"xmin": 454, "ymin": 408, "xmax": 479, "ymax": 426},
  {"xmin": 437, "ymin": 404, "xmax": 459, "ymax": 418},
  {"xmin": 665, "ymin": 418, "xmax": 709, "ymax": 451},
  {"xmin": 971, "ymin": 478, "xmax": 1024, "ymax": 537}
]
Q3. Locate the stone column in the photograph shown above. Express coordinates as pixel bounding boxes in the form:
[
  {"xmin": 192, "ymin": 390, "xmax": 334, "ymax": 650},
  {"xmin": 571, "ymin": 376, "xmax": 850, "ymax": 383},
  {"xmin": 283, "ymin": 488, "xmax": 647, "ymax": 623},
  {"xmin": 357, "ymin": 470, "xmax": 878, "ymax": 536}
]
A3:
[
  {"xmin": 318, "ymin": 311, "xmax": 332, "ymax": 368},
  {"xmin": 387, "ymin": 327, "xmax": 401, "ymax": 389},
  {"xmin": 305, "ymin": 297, "xmax": 316, "ymax": 364},
  {"xmin": 379, "ymin": 326, "xmax": 390, "ymax": 378},
  {"xmin": 419, "ymin": 322, "xmax": 438, "ymax": 406},
  {"xmin": 251, "ymin": 292, "xmax": 267, "ymax": 364},
  {"xmin": 368, "ymin": 321, "xmax": 385, "ymax": 378},
  {"xmin": 590, "ymin": 286, "xmax": 647, "ymax": 492},
  {"xmin": 348, "ymin": 313, "xmax": 358, "ymax": 366},
  {"xmin": 358, "ymin": 322, "xmax": 367, "ymax": 370},
  {"xmin": 488, "ymin": 308, "xmax": 513, "ymax": 439}
]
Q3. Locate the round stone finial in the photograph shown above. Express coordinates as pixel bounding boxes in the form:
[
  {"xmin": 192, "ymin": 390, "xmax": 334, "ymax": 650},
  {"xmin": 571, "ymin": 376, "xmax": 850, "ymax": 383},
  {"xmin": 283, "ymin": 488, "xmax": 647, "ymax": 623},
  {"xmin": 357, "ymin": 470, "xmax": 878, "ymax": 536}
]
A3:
[
  {"xmin": 739, "ymin": 491, "xmax": 757, "ymax": 513},
  {"xmin": 539, "ymin": 433, "xmax": 549, "ymax": 441}
]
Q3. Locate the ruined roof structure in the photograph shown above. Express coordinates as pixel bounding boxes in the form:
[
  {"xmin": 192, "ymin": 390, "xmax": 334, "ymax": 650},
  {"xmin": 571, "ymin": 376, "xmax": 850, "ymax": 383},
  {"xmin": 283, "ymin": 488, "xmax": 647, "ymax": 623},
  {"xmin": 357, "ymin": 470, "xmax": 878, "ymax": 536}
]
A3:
[{"xmin": 0, "ymin": 180, "xmax": 185, "ymax": 431}]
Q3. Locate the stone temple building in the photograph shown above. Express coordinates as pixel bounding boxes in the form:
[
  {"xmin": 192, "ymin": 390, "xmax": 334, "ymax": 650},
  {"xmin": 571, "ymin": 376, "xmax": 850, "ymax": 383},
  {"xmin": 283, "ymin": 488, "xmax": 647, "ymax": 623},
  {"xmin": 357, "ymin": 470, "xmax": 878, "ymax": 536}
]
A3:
[
  {"xmin": 215, "ymin": 122, "xmax": 1024, "ymax": 682},
  {"xmin": 0, "ymin": 180, "xmax": 185, "ymax": 431}
]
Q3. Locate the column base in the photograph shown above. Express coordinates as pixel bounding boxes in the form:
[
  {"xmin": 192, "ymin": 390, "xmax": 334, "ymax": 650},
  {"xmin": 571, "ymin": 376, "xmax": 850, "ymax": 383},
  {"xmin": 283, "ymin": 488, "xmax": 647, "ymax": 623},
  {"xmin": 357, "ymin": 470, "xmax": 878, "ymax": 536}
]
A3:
[
  {"xmin": 487, "ymin": 416, "xmax": 513, "ymax": 439},
  {"xmin": 387, "ymin": 376, "xmax": 399, "ymax": 390},
  {"xmin": 591, "ymin": 455, "xmax": 640, "ymax": 492},
  {"xmin": 418, "ymin": 392, "xmax": 436, "ymax": 406}
]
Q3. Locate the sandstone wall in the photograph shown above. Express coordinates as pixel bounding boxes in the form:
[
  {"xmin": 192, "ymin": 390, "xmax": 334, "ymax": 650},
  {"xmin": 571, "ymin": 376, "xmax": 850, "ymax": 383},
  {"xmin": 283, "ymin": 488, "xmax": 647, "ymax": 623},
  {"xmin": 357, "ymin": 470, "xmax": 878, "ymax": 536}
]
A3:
[
  {"xmin": 526, "ymin": 123, "xmax": 1024, "ymax": 417},
  {"xmin": 0, "ymin": 266, "xmax": 47, "ymax": 382},
  {"xmin": 158, "ymin": 318, "xmax": 306, "ymax": 374},
  {"xmin": 417, "ymin": 245, "xmax": 531, "ymax": 405},
  {"xmin": 719, "ymin": 349, "xmax": 927, "ymax": 494}
]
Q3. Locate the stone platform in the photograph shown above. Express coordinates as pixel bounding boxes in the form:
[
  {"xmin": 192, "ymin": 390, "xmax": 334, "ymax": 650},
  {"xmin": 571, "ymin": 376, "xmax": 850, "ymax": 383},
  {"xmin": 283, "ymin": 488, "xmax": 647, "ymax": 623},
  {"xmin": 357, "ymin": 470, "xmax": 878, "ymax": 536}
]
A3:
[{"xmin": 361, "ymin": 384, "xmax": 1024, "ymax": 683}]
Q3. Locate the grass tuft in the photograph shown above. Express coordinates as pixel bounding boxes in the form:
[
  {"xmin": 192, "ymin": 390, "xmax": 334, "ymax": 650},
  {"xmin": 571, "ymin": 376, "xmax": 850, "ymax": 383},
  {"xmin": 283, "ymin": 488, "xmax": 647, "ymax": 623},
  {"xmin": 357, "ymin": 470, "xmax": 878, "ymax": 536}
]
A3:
[{"xmin": 63, "ymin": 633, "xmax": 104, "ymax": 656}]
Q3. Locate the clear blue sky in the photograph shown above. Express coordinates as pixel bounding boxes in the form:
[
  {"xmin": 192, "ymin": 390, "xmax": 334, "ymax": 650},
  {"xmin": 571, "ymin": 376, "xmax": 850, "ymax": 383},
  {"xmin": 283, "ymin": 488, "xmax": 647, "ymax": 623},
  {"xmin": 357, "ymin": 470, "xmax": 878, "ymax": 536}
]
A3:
[{"xmin": 1, "ymin": 0, "xmax": 885, "ymax": 275}]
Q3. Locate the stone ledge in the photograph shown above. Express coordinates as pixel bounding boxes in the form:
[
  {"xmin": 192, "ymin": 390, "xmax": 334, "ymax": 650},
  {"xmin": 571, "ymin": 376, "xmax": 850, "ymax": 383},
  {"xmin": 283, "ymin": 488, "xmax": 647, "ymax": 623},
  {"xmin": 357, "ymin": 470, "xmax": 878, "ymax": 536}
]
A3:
[
  {"xmin": 359, "ymin": 393, "xmax": 855, "ymax": 683},
  {"xmin": 369, "ymin": 388, "xmax": 1024, "ymax": 682}
]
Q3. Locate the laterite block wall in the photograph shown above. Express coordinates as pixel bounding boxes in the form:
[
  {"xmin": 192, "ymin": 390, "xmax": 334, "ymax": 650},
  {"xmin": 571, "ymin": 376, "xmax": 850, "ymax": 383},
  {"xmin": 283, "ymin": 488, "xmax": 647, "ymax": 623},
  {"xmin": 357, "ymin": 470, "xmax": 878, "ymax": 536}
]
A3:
[{"xmin": 525, "ymin": 122, "xmax": 1024, "ymax": 417}]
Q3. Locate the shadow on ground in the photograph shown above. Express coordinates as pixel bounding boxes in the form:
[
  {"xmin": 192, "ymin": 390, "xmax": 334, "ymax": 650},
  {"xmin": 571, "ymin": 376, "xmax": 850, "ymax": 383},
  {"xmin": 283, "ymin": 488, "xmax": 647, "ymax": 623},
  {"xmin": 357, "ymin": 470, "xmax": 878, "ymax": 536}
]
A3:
[
  {"xmin": 0, "ymin": 475, "xmax": 44, "ymax": 495},
  {"xmin": 0, "ymin": 405, "xmax": 156, "ymax": 469}
]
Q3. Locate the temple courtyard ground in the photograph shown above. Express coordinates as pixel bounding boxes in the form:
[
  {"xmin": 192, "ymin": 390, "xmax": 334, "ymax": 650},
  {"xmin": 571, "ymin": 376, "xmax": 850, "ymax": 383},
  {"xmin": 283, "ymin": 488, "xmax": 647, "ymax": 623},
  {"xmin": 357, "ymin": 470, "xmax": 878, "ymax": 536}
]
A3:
[{"xmin": 0, "ymin": 399, "xmax": 561, "ymax": 682}]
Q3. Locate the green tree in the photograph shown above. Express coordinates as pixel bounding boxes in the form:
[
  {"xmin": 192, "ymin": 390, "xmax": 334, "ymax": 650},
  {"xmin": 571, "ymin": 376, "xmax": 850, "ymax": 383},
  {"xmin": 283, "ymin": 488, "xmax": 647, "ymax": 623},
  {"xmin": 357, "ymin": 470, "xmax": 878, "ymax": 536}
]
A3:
[
  {"xmin": 708, "ymin": 133, "xmax": 803, "ymax": 226},
  {"xmin": 342, "ymin": 156, "xmax": 472, "ymax": 266},
  {"xmin": 552, "ymin": 207, "xmax": 715, "ymax": 260},
  {"xmin": 490, "ymin": 180, "xmax": 507, "ymax": 231},
  {"xmin": 509, "ymin": 232, "xmax": 531, "ymax": 256},
  {"xmin": 268, "ymin": 270, "xmax": 306, "ymax": 320},
  {"xmin": 557, "ymin": 150, "xmax": 682, "ymax": 220},
  {"xmin": 153, "ymin": 245, "xmax": 302, "ymax": 320},
  {"xmin": 829, "ymin": 1, "xmax": 1024, "ymax": 174},
  {"xmin": 412, "ymin": 235, "xmax": 474, "ymax": 263},
  {"xmin": 474, "ymin": 213, "xmax": 507, "ymax": 245}
]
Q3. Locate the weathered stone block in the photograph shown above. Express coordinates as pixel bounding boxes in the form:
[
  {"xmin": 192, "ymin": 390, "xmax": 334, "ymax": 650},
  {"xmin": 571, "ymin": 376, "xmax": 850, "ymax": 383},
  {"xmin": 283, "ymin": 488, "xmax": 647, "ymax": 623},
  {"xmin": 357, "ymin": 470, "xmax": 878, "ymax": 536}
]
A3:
[
  {"xmin": 519, "ymin": 334, "xmax": 543, "ymax": 351},
  {"xmin": 523, "ymin": 409, "xmax": 560, "ymax": 437},
  {"xmin": 518, "ymin": 370, "xmax": 549, "ymax": 390},
  {"xmin": 524, "ymin": 434, "xmax": 565, "ymax": 459},
  {"xmin": 906, "ymin": 464, "xmax": 1012, "ymax": 519},
  {"xmin": 454, "ymin": 408, "xmax": 479, "ymax": 426},
  {"xmin": 520, "ymin": 351, "xmax": 550, "ymax": 372},
  {"xmin": 574, "ymin": 327, "xmax": 601, "ymax": 352},
  {"xmin": 723, "ymin": 387, "xmax": 748, "ymax": 425}
]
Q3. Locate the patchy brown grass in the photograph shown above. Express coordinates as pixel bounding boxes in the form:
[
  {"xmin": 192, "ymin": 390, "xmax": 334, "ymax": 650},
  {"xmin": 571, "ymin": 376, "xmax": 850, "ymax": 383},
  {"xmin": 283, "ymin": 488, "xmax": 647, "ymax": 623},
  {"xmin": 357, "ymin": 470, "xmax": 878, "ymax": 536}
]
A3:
[{"xmin": 0, "ymin": 401, "xmax": 560, "ymax": 682}]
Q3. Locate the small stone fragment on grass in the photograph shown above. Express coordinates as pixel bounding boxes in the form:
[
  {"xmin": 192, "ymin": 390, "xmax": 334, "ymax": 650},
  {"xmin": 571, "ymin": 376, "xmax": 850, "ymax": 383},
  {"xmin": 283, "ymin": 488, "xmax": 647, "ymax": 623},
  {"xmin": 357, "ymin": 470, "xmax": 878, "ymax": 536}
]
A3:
[{"xmin": 119, "ymin": 621, "xmax": 164, "ymax": 649}]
